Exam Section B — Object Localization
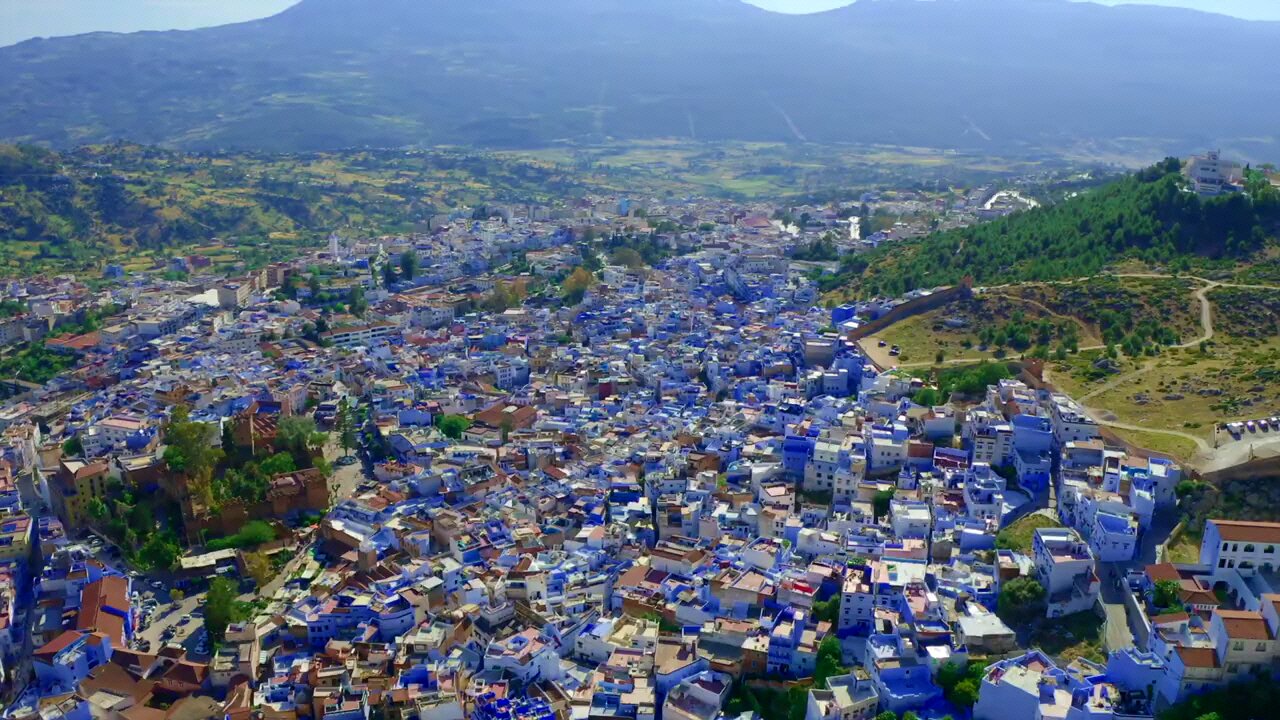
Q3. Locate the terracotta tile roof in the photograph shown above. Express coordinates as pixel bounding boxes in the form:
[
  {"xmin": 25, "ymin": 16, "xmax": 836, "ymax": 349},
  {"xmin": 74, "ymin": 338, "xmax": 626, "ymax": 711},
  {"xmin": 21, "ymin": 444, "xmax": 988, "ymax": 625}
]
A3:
[
  {"xmin": 1176, "ymin": 646, "xmax": 1220, "ymax": 669},
  {"xmin": 34, "ymin": 630, "xmax": 82, "ymax": 658},
  {"xmin": 1265, "ymin": 593, "xmax": 1280, "ymax": 618},
  {"xmin": 1216, "ymin": 609, "xmax": 1274, "ymax": 640},
  {"xmin": 1211, "ymin": 520, "xmax": 1280, "ymax": 544},
  {"xmin": 77, "ymin": 576, "xmax": 130, "ymax": 647},
  {"xmin": 1145, "ymin": 563, "xmax": 1181, "ymax": 583}
]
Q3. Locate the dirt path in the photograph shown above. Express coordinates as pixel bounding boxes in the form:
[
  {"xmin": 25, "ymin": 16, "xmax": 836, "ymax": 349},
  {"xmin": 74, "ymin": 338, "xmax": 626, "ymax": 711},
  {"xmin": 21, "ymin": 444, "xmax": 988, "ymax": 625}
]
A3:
[
  {"xmin": 1086, "ymin": 415, "xmax": 1211, "ymax": 453},
  {"xmin": 1077, "ymin": 279, "xmax": 1218, "ymax": 402}
]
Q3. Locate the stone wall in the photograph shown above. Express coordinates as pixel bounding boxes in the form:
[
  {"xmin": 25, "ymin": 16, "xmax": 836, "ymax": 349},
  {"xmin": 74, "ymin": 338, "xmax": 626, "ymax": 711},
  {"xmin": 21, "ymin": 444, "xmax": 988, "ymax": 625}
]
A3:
[{"xmin": 845, "ymin": 280, "xmax": 974, "ymax": 342}]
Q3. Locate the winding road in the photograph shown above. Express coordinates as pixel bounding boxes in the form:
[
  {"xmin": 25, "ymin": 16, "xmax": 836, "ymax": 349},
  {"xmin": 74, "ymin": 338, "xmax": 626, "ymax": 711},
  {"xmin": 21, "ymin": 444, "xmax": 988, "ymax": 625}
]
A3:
[{"xmin": 866, "ymin": 272, "xmax": 1280, "ymax": 461}]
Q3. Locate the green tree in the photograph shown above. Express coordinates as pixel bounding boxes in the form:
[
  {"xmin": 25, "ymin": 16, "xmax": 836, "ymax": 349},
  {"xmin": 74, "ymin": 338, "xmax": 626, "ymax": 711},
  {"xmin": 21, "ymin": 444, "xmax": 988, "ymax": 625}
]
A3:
[
  {"xmin": 436, "ymin": 414, "xmax": 471, "ymax": 440},
  {"xmin": 998, "ymin": 576, "xmax": 1047, "ymax": 622},
  {"xmin": 937, "ymin": 660, "xmax": 987, "ymax": 709},
  {"xmin": 260, "ymin": 451, "xmax": 297, "ymax": 477},
  {"xmin": 275, "ymin": 416, "xmax": 322, "ymax": 463},
  {"xmin": 243, "ymin": 551, "xmax": 274, "ymax": 587},
  {"xmin": 876, "ymin": 712, "xmax": 898, "ymax": 720},
  {"xmin": 312, "ymin": 455, "xmax": 333, "ymax": 478},
  {"xmin": 348, "ymin": 284, "xmax": 368, "ymax": 317},
  {"xmin": 400, "ymin": 251, "xmax": 418, "ymax": 280},
  {"xmin": 611, "ymin": 247, "xmax": 645, "ymax": 269},
  {"xmin": 951, "ymin": 679, "xmax": 981, "ymax": 710},
  {"xmin": 87, "ymin": 497, "xmax": 108, "ymax": 519},
  {"xmin": 163, "ymin": 406, "xmax": 224, "ymax": 510},
  {"xmin": 813, "ymin": 636, "xmax": 846, "ymax": 686},
  {"xmin": 204, "ymin": 577, "xmax": 238, "ymax": 643},
  {"xmin": 811, "ymin": 596, "xmax": 840, "ymax": 624},
  {"xmin": 912, "ymin": 387, "xmax": 943, "ymax": 406},
  {"xmin": 339, "ymin": 404, "xmax": 357, "ymax": 458},
  {"xmin": 873, "ymin": 489, "xmax": 896, "ymax": 520},
  {"xmin": 138, "ymin": 531, "xmax": 180, "ymax": 570},
  {"xmin": 63, "ymin": 435, "xmax": 84, "ymax": 457},
  {"xmin": 936, "ymin": 661, "xmax": 968, "ymax": 696},
  {"xmin": 562, "ymin": 266, "xmax": 596, "ymax": 304},
  {"xmin": 163, "ymin": 406, "xmax": 223, "ymax": 475},
  {"xmin": 127, "ymin": 502, "xmax": 155, "ymax": 535},
  {"xmin": 1153, "ymin": 579, "xmax": 1182, "ymax": 609}
]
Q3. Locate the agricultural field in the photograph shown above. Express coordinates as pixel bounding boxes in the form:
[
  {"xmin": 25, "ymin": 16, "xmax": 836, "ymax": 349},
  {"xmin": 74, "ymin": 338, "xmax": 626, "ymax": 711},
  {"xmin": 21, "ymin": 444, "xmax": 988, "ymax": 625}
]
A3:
[{"xmin": 503, "ymin": 141, "xmax": 1058, "ymax": 201}]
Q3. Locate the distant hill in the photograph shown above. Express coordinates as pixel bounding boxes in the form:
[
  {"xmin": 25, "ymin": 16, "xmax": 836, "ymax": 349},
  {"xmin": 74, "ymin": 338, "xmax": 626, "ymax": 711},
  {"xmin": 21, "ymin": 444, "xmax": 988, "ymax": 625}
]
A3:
[
  {"xmin": 0, "ymin": 143, "xmax": 610, "ymax": 276},
  {"xmin": 824, "ymin": 159, "xmax": 1280, "ymax": 297},
  {"xmin": 1, "ymin": 0, "xmax": 1278, "ymax": 154}
]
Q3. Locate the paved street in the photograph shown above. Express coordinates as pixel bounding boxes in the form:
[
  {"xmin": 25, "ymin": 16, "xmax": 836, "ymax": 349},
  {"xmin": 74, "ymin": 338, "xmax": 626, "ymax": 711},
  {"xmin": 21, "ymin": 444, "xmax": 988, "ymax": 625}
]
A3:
[
  {"xmin": 1099, "ymin": 566, "xmax": 1135, "ymax": 652},
  {"xmin": 1096, "ymin": 507, "xmax": 1180, "ymax": 652}
]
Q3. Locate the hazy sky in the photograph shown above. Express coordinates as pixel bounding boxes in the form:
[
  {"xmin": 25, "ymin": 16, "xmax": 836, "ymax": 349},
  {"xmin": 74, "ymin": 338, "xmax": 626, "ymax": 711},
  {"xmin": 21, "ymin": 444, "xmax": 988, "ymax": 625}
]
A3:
[{"xmin": 1, "ymin": 0, "xmax": 1277, "ymax": 47}]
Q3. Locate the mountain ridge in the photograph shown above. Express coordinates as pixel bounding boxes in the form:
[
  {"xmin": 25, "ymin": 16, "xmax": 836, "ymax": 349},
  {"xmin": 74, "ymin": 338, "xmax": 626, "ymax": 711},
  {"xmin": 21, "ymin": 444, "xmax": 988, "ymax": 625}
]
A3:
[{"xmin": 2, "ymin": 0, "xmax": 1277, "ymax": 154}]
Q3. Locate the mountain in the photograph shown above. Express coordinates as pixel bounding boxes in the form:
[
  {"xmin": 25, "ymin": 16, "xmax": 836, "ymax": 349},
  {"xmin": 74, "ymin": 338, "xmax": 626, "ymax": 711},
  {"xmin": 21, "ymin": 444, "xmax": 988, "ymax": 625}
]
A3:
[{"xmin": 1, "ymin": 0, "xmax": 1278, "ymax": 153}]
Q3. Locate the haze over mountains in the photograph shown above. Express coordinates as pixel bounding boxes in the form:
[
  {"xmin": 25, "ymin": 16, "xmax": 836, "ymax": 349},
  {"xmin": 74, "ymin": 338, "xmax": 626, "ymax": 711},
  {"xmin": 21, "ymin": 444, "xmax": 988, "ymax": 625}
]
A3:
[{"xmin": 1, "ymin": 0, "xmax": 1277, "ymax": 155}]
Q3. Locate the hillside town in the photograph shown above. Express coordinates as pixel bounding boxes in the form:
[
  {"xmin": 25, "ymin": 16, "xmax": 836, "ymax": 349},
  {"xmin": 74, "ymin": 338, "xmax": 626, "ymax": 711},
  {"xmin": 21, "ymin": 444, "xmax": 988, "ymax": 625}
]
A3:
[{"xmin": 0, "ymin": 185, "xmax": 1275, "ymax": 720}]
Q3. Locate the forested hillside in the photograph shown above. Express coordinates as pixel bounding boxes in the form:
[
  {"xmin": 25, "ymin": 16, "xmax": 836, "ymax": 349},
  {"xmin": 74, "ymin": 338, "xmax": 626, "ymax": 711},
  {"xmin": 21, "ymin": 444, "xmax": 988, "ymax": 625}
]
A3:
[
  {"xmin": 0, "ymin": 143, "xmax": 608, "ymax": 275},
  {"xmin": 828, "ymin": 159, "xmax": 1280, "ymax": 297}
]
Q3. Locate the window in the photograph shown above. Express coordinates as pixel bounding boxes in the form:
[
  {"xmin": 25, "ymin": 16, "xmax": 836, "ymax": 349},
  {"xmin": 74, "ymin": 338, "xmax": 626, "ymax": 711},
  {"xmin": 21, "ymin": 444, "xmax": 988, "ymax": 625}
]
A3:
[
  {"xmin": 1244, "ymin": 544, "xmax": 1256, "ymax": 553},
  {"xmin": 1232, "ymin": 641, "xmax": 1244, "ymax": 651},
  {"xmin": 1257, "ymin": 642, "xmax": 1268, "ymax": 652}
]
